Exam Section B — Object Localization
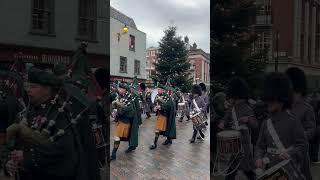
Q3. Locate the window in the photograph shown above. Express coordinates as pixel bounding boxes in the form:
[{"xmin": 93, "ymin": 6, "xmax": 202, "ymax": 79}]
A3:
[
  {"xmin": 134, "ymin": 60, "xmax": 140, "ymax": 75},
  {"xmin": 129, "ymin": 35, "xmax": 135, "ymax": 51},
  {"xmin": 31, "ymin": 0, "xmax": 54, "ymax": 34},
  {"xmin": 78, "ymin": 0, "xmax": 97, "ymax": 40},
  {"xmin": 120, "ymin": 56, "xmax": 127, "ymax": 73},
  {"xmin": 151, "ymin": 51, "xmax": 155, "ymax": 56},
  {"xmin": 146, "ymin": 51, "xmax": 150, "ymax": 57}
]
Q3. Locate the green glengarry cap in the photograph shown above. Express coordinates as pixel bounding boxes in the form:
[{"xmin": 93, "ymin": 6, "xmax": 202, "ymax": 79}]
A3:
[
  {"xmin": 157, "ymin": 83, "xmax": 167, "ymax": 90},
  {"xmin": 28, "ymin": 67, "xmax": 62, "ymax": 87},
  {"xmin": 118, "ymin": 82, "xmax": 130, "ymax": 90}
]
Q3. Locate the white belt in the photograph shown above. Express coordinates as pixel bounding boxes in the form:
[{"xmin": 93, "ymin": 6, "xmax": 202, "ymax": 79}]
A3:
[{"xmin": 267, "ymin": 146, "xmax": 293, "ymax": 155}]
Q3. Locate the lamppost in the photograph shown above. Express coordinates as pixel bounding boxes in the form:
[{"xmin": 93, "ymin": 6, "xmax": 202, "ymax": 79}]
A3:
[
  {"xmin": 117, "ymin": 25, "xmax": 129, "ymax": 42},
  {"xmin": 274, "ymin": 30, "xmax": 280, "ymax": 72}
]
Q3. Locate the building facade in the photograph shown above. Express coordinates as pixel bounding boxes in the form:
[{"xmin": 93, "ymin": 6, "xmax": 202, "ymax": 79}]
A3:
[
  {"xmin": 0, "ymin": 0, "xmax": 108, "ymax": 69},
  {"xmin": 188, "ymin": 43, "xmax": 210, "ymax": 86},
  {"xmin": 110, "ymin": 7, "xmax": 146, "ymax": 83},
  {"xmin": 145, "ymin": 47, "xmax": 158, "ymax": 85},
  {"xmin": 254, "ymin": 0, "xmax": 320, "ymax": 89}
]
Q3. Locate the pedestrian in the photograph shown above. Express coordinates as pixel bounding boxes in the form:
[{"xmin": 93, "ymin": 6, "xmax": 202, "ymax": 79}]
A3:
[
  {"xmin": 150, "ymin": 83, "xmax": 176, "ymax": 149},
  {"xmin": 255, "ymin": 72, "xmax": 308, "ymax": 180}
]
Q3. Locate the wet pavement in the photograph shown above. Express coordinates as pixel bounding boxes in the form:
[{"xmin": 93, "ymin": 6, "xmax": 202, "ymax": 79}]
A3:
[{"xmin": 110, "ymin": 113, "xmax": 210, "ymax": 180}]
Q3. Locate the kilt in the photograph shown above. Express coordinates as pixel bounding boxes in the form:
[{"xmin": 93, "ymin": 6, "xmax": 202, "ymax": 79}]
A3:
[
  {"xmin": 113, "ymin": 121, "xmax": 130, "ymax": 138},
  {"xmin": 155, "ymin": 114, "xmax": 167, "ymax": 131}
]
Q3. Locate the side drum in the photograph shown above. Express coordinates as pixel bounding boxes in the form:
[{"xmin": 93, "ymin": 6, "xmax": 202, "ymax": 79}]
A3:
[{"xmin": 216, "ymin": 130, "xmax": 242, "ymax": 154}]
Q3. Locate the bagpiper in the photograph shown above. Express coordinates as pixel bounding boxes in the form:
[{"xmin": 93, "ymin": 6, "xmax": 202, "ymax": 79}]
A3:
[
  {"xmin": 110, "ymin": 82, "xmax": 139, "ymax": 160},
  {"xmin": 150, "ymin": 84, "xmax": 176, "ymax": 149}
]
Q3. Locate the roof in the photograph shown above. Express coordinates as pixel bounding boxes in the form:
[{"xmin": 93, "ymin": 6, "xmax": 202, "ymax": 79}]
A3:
[
  {"xmin": 110, "ymin": 6, "xmax": 137, "ymax": 29},
  {"xmin": 188, "ymin": 48, "xmax": 210, "ymax": 60}
]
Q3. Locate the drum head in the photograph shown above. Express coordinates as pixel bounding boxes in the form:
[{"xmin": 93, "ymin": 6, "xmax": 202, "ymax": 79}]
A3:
[
  {"xmin": 217, "ymin": 130, "xmax": 240, "ymax": 138},
  {"xmin": 178, "ymin": 103, "xmax": 185, "ymax": 106}
]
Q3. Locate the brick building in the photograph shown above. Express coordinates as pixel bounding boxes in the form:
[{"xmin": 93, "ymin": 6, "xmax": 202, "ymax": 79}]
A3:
[
  {"xmin": 188, "ymin": 43, "xmax": 210, "ymax": 86},
  {"xmin": 145, "ymin": 47, "xmax": 158, "ymax": 86},
  {"xmin": 254, "ymin": 0, "xmax": 320, "ymax": 89}
]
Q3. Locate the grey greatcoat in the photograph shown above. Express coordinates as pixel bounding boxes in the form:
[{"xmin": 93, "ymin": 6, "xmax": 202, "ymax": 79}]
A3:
[
  {"xmin": 190, "ymin": 95, "xmax": 206, "ymax": 130},
  {"xmin": 220, "ymin": 100, "xmax": 258, "ymax": 171},
  {"xmin": 179, "ymin": 93, "xmax": 190, "ymax": 117},
  {"xmin": 291, "ymin": 98, "xmax": 316, "ymax": 140},
  {"xmin": 141, "ymin": 91, "xmax": 151, "ymax": 114},
  {"xmin": 255, "ymin": 110, "xmax": 309, "ymax": 179}
]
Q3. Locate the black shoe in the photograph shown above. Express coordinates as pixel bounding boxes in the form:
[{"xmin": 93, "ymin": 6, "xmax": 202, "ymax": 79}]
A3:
[
  {"xmin": 197, "ymin": 136, "xmax": 202, "ymax": 140},
  {"xmin": 125, "ymin": 146, "xmax": 136, "ymax": 153},
  {"xmin": 149, "ymin": 144, "xmax": 157, "ymax": 150},
  {"xmin": 190, "ymin": 138, "xmax": 195, "ymax": 143},
  {"xmin": 162, "ymin": 139, "xmax": 172, "ymax": 145},
  {"xmin": 110, "ymin": 155, "xmax": 116, "ymax": 161}
]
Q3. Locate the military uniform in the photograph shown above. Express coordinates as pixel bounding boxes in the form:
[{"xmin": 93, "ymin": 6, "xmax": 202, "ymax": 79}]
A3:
[
  {"xmin": 150, "ymin": 85, "xmax": 176, "ymax": 149},
  {"xmin": 2, "ymin": 67, "xmax": 100, "ymax": 180},
  {"xmin": 220, "ymin": 100, "xmax": 258, "ymax": 179},
  {"xmin": 110, "ymin": 83, "xmax": 139, "ymax": 160},
  {"xmin": 255, "ymin": 111, "xmax": 308, "ymax": 179},
  {"xmin": 189, "ymin": 95, "xmax": 206, "ymax": 142}
]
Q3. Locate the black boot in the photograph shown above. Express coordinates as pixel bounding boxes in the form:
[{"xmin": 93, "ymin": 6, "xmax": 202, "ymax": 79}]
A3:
[
  {"xmin": 162, "ymin": 138, "xmax": 172, "ymax": 145},
  {"xmin": 186, "ymin": 116, "xmax": 190, "ymax": 121},
  {"xmin": 179, "ymin": 117, "xmax": 183, "ymax": 122},
  {"xmin": 125, "ymin": 146, "xmax": 136, "ymax": 153},
  {"xmin": 110, "ymin": 140, "xmax": 120, "ymax": 161},
  {"xmin": 150, "ymin": 132, "xmax": 159, "ymax": 150},
  {"xmin": 190, "ymin": 130, "xmax": 197, "ymax": 143},
  {"xmin": 146, "ymin": 112, "xmax": 151, "ymax": 118}
]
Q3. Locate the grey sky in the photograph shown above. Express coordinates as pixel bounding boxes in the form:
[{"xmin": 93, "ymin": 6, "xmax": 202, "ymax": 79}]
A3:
[{"xmin": 110, "ymin": 0, "xmax": 210, "ymax": 53}]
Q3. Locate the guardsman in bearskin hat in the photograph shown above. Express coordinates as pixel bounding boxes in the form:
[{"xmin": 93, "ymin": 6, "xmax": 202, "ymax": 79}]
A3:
[
  {"xmin": 189, "ymin": 84, "xmax": 207, "ymax": 143},
  {"xmin": 255, "ymin": 72, "xmax": 309, "ymax": 180},
  {"xmin": 2, "ymin": 66, "xmax": 100, "ymax": 180},
  {"xmin": 218, "ymin": 77, "xmax": 258, "ymax": 180},
  {"xmin": 110, "ymin": 82, "xmax": 139, "ymax": 160},
  {"xmin": 140, "ymin": 83, "xmax": 151, "ymax": 119},
  {"xmin": 149, "ymin": 83, "xmax": 176, "ymax": 149},
  {"xmin": 285, "ymin": 67, "xmax": 314, "ymax": 178}
]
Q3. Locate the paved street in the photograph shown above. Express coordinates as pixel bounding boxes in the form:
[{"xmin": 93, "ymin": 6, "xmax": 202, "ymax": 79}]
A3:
[{"xmin": 110, "ymin": 114, "xmax": 210, "ymax": 180}]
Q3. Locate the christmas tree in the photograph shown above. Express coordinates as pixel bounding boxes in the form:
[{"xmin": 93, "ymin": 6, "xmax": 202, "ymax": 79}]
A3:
[
  {"xmin": 153, "ymin": 26, "xmax": 192, "ymax": 92},
  {"xmin": 212, "ymin": 0, "xmax": 268, "ymax": 94}
]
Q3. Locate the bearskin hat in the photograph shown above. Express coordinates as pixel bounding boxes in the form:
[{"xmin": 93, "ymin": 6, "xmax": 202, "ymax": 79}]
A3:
[
  {"xmin": 226, "ymin": 77, "xmax": 249, "ymax": 100},
  {"xmin": 285, "ymin": 67, "xmax": 307, "ymax": 96},
  {"xmin": 192, "ymin": 84, "xmax": 202, "ymax": 96},
  {"xmin": 199, "ymin": 83, "xmax": 206, "ymax": 92},
  {"xmin": 140, "ymin": 83, "xmax": 146, "ymax": 91},
  {"xmin": 263, "ymin": 72, "xmax": 293, "ymax": 109}
]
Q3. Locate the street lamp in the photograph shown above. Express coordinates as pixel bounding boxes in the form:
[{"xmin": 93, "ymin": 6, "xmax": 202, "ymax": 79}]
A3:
[{"xmin": 117, "ymin": 25, "xmax": 129, "ymax": 42}]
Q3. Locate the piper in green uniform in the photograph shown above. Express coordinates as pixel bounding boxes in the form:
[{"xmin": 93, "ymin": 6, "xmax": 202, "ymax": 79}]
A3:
[
  {"xmin": 150, "ymin": 84, "xmax": 176, "ymax": 149},
  {"xmin": 110, "ymin": 83, "xmax": 139, "ymax": 160},
  {"xmin": 2, "ymin": 67, "xmax": 100, "ymax": 180}
]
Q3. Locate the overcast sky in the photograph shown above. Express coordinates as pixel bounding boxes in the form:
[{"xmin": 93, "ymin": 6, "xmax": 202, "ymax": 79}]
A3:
[{"xmin": 110, "ymin": 0, "xmax": 210, "ymax": 53}]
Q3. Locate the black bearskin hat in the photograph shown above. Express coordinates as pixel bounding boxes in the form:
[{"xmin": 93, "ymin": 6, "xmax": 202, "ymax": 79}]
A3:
[
  {"xmin": 140, "ymin": 83, "xmax": 146, "ymax": 91},
  {"xmin": 226, "ymin": 77, "xmax": 249, "ymax": 100},
  {"xmin": 285, "ymin": 67, "xmax": 307, "ymax": 96},
  {"xmin": 192, "ymin": 84, "xmax": 202, "ymax": 96},
  {"xmin": 263, "ymin": 72, "xmax": 293, "ymax": 109},
  {"xmin": 199, "ymin": 83, "xmax": 206, "ymax": 92}
]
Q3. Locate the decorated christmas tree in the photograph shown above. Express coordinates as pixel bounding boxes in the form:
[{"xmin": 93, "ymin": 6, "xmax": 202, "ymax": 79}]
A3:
[{"xmin": 153, "ymin": 26, "xmax": 193, "ymax": 92}]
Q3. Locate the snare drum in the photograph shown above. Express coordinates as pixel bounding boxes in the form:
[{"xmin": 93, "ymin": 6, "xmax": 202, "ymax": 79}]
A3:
[
  {"xmin": 190, "ymin": 112, "xmax": 206, "ymax": 130},
  {"xmin": 217, "ymin": 130, "xmax": 242, "ymax": 154}
]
